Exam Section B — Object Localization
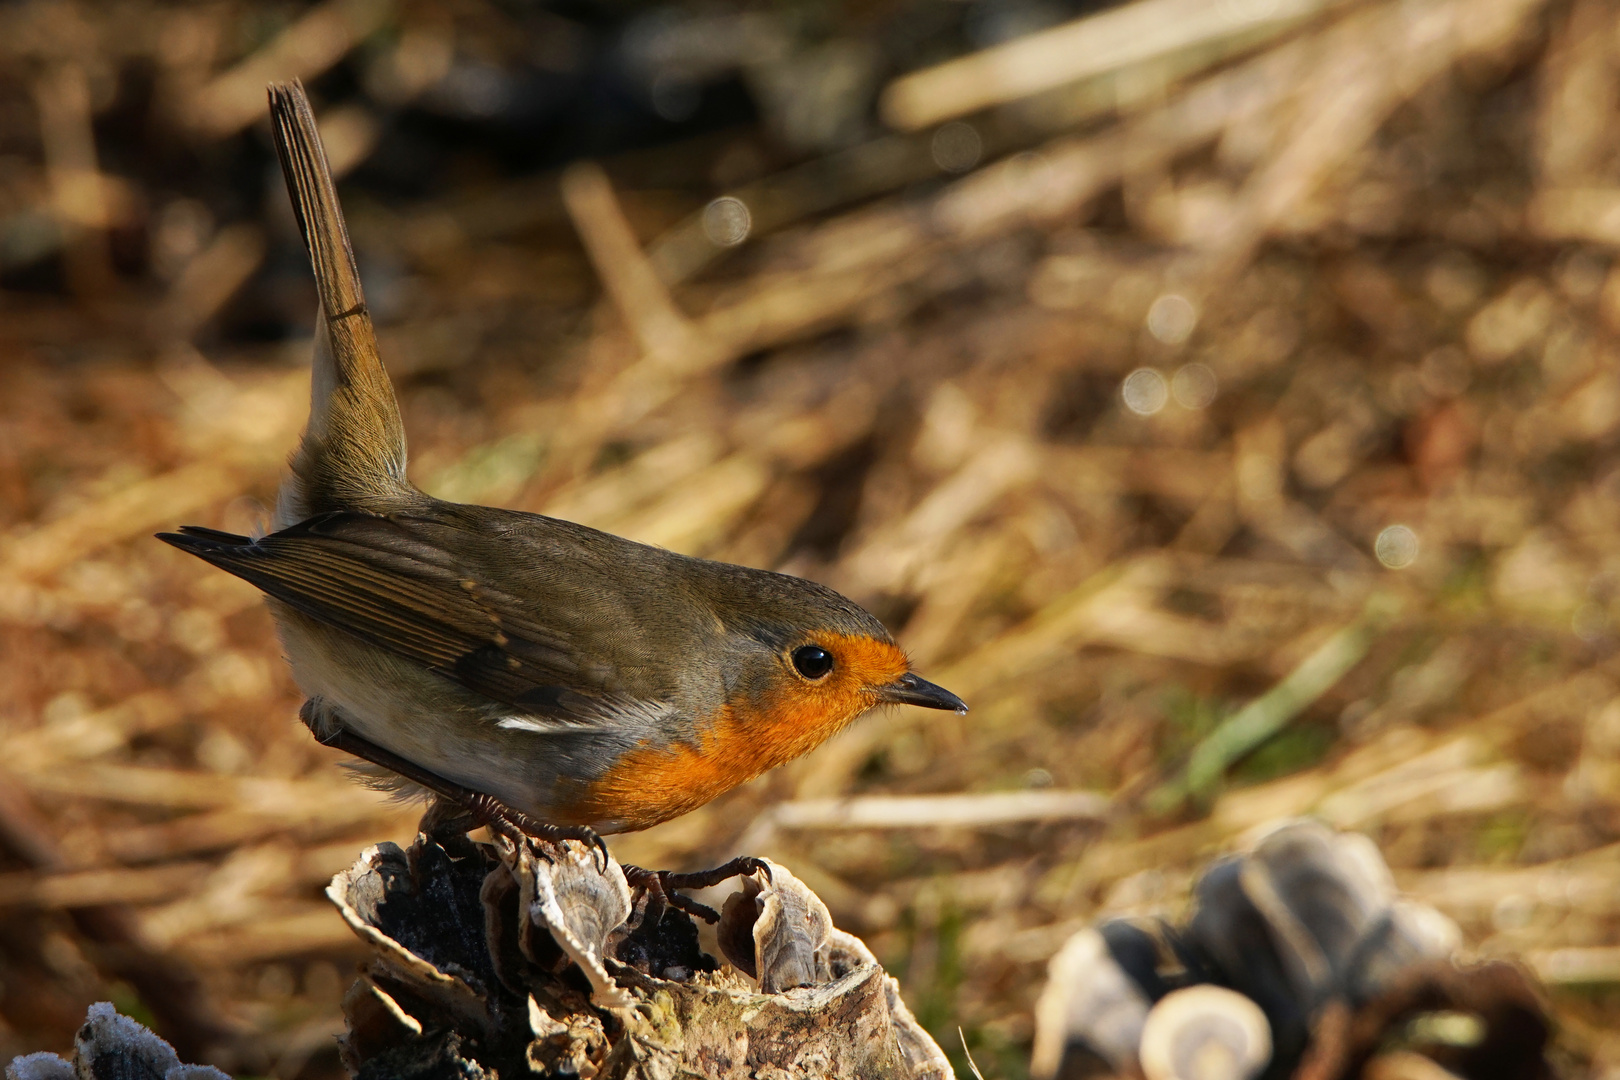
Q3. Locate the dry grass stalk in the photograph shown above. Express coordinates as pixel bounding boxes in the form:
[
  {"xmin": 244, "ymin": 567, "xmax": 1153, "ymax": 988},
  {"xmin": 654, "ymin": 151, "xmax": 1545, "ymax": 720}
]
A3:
[
  {"xmin": 879, "ymin": 0, "xmax": 1349, "ymax": 131},
  {"xmin": 183, "ymin": 0, "xmax": 392, "ymax": 138}
]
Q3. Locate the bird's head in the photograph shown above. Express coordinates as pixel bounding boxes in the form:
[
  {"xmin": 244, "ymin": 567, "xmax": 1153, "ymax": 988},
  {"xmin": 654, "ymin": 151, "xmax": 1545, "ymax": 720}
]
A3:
[
  {"xmin": 573, "ymin": 558, "xmax": 968, "ymax": 832},
  {"xmin": 699, "ymin": 566, "xmax": 966, "ymax": 751}
]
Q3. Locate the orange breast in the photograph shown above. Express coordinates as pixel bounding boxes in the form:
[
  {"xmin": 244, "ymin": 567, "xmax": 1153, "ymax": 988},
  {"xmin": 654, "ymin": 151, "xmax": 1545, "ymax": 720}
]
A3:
[{"xmin": 568, "ymin": 633, "xmax": 908, "ymax": 832}]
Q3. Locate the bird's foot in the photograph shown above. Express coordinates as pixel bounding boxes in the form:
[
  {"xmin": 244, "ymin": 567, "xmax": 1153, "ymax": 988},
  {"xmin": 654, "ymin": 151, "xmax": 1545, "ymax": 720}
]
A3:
[
  {"xmin": 310, "ymin": 716, "xmax": 610, "ymax": 871},
  {"xmin": 622, "ymin": 857, "xmax": 770, "ymax": 924},
  {"xmin": 450, "ymin": 800, "xmax": 610, "ymax": 872},
  {"xmin": 458, "ymin": 789, "xmax": 610, "ymax": 872}
]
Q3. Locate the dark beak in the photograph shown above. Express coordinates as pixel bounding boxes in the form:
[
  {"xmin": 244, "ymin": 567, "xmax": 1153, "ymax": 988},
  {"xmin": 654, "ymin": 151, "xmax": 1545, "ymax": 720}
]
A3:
[{"xmin": 874, "ymin": 672, "xmax": 968, "ymax": 713}]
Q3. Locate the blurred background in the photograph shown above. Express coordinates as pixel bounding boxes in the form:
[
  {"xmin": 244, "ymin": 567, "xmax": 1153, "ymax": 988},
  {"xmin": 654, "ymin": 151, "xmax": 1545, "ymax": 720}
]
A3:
[{"xmin": 2, "ymin": 0, "xmax": 1620, "ymax": 1075}]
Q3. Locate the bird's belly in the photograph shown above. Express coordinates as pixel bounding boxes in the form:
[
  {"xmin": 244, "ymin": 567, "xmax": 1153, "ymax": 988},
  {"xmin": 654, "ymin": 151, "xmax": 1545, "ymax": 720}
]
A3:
[
  {"xmin": 272, "ymin": 604, "xmax": 566, "ymax": 820},
  {"xmin": 571, "ymin": 744, "xmax": 756, "ymax": 832},
  {"xmin": 568, "ymin": 703, "xmax": 854, "ymax": 833}
]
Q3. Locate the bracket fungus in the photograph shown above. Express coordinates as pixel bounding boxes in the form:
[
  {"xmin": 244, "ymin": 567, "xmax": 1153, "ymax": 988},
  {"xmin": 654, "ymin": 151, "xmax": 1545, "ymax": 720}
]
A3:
[
  {"xmin": 717, "ymin": 859, "xmax": 833, "ymax": 993},
  {"xmin": 496, "ymin": 833, "xmax": 634, "ymax": 1009},
  {"xmin": 321, "ymin": 811, "xmax": 951, "ymax": 1078},
  {"xmin": 1032, "ymin": 820, "xmax": 1551, "ymax": 1080}
]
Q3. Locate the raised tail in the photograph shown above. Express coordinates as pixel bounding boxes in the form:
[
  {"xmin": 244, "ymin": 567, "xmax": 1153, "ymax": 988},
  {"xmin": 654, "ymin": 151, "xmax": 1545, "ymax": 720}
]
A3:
[{"xmin": 268, "ymin": 81, "xmax": 411, "ymax": 527}]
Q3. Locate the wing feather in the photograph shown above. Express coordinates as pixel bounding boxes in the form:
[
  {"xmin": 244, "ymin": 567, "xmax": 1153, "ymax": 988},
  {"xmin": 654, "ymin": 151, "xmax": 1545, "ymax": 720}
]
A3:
[{"xmin": 158, "ymin": 513, "xmax": 616, "ymax": 715}]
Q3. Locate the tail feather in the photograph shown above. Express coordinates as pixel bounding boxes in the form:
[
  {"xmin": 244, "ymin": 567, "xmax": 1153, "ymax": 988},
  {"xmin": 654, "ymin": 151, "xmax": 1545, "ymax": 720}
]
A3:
[{"xmin": 267, "ymin": 81, "xmax": 410, "ymax": 526}]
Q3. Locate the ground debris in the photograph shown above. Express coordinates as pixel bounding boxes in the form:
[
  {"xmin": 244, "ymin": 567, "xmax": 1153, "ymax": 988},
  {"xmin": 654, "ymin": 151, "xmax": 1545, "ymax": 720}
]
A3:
[
  {"xmin": 1033, "ymin": 821, "xmax": 1549, "ymax": 1080},
  {"xmin": 4, "ymin": 1002, "xmax": 229, "ymax": 1080}
]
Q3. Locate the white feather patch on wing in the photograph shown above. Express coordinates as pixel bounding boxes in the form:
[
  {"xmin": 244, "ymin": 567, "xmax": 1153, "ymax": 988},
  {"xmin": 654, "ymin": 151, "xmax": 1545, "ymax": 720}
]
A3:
[
  {"xmin": 496, "ymin": 715, "xmax": 580, "ymax": 734},
  {"xmin": 496, "ymin": 695, "xmax": 681, "ymax": 739}
]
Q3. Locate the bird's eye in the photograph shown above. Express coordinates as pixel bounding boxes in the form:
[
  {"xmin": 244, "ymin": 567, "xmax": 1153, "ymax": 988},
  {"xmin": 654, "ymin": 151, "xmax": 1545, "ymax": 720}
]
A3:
[{"xmin": 791, "ymin": 644, "xmax": 834, "ymax": 679}]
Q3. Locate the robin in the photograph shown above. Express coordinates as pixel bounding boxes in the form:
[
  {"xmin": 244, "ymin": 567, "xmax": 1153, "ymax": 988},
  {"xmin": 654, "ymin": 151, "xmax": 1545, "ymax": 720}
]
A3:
[{"xmin": 158, "ymin": 83, "xmax": 965, "ymax": 891}]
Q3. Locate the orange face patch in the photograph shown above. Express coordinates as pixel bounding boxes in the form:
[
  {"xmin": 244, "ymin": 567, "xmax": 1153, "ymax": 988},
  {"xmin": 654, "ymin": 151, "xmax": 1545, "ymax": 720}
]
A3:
[{"xmin": 570, "ymin": 632, "xmax": 909, "ymax": 831}]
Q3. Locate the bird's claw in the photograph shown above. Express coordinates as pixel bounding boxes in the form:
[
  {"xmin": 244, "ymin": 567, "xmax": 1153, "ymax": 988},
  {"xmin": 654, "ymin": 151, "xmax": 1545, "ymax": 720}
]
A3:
[
  {"xmin": 448, "ymin": 792, "xmax": 608, "ymax": 873},
  {"xmin": 622, "ymin": 856, "xmax": 768, "ymax": 925},
  {"xmin": 555, "ymin": 824, "xmax": 611, "ymax": 873},
  {"xmin": 500, "ymin": 817, "xmax": 609, "ymax": 874}
]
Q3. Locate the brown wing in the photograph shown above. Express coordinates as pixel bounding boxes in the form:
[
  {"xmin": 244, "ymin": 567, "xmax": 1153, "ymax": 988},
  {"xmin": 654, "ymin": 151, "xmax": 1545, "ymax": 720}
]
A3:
[{"xmin": 157, "ymin": 513, "xmax": 613, "ymax": 717}]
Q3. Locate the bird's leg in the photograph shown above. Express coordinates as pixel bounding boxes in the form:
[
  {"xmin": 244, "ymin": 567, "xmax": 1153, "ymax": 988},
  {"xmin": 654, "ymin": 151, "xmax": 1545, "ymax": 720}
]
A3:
[
  {"xmin": 661, "ymin": 857, "xmax": 771, "ymax": 892},
  {"xmin": 303, "ymin": 705, "xmax": 609, "ymax": 870},
  {"xmin": 621, "ymin": 858, "xmax": 770, "ymax": 924},
  {"xmin": 622, "ymin": 863, "xmax": 715, "ymax": 923}
]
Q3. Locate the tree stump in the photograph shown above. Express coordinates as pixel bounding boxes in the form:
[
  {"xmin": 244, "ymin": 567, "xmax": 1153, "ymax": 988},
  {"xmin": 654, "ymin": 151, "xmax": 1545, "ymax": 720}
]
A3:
[{"xmin": 327, "ymin": 820, "xmax": 952, "ymax": 1079}]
